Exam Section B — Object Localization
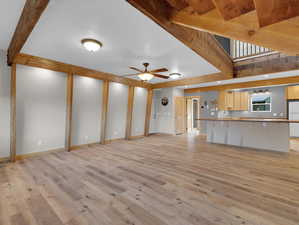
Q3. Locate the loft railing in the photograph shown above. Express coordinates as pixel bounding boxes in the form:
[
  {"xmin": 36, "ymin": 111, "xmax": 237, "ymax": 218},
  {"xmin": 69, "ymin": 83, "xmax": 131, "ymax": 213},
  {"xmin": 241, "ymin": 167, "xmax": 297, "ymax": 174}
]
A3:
[{"xmin": 231, "ymin": 40, "xmax": 273, "ymax": 60}]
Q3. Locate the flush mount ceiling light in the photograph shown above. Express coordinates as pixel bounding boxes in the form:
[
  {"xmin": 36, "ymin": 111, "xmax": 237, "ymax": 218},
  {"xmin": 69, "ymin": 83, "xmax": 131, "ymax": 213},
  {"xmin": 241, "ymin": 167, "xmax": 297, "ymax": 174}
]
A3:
[
  {"xmin": 81, "ymin": 38, "xmax": 102, "ymax": 52},
  {"xmin": 169, "ymin": 73, "xmax": 182, "ymax": 79},
  {"xmin": 138, "ymin": 73, "xmax": 154, "ymax": 81}
]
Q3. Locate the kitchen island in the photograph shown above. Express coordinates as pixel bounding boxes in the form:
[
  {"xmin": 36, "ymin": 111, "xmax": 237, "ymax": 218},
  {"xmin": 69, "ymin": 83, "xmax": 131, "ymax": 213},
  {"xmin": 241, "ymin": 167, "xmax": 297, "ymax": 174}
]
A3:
[{"xmin": 197, "ymin": 118, "xmax": 299, "ymax": 152}]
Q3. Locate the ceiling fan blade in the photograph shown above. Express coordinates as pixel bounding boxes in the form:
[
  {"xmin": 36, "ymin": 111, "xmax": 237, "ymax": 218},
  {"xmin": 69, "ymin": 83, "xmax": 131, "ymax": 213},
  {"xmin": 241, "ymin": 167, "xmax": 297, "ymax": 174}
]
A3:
[
  {"xmin": 124, "ymin": 73, "xmax": 141, "ymax": 77},
  {"xmin": 149, "ymin": 68, "xmax": 168, "ymax": 73},
  {"xmin": 129, "ymin": 67, "xmax": 143, "ymax": 73},
  {"xmin": 153, "ymin": 74, "xmax": 169, "ymax": 79}
]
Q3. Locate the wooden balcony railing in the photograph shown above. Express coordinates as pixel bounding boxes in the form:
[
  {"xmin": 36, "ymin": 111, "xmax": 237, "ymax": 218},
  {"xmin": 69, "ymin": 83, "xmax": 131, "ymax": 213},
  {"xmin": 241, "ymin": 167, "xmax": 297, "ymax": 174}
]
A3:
[{"xmin": 232, "ymin": 40, "xmax": 273, "ymax": 60}]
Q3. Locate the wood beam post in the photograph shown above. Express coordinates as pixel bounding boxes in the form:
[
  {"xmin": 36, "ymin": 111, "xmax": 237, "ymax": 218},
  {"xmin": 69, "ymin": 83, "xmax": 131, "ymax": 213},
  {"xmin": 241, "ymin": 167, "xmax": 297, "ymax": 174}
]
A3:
[
  {"xmin": 144, "ymin": 89, "xmax": 153, "ymax": 137},
  {"xmin": 151, "ymin": 72, "xmax": 231, "ymax": 89},
  {"xmin": 14, "ymin": 53, "xmax": 152, "ymax": 89},
  {"xmin": 65, "ymin": 74, "xmax": 74, "ymax": 152},
  {"xmin": 10, "ymin": 64, "xmax": 17, "ymax": 162},
  {"xmin": 184, "ymin": 75, "xmax": 299, "ymax": 93},
  {"xmin": 125, "ymin": 86, "xmax": 135, "ymax": 140},
  {"xmin": 100, "ymin": 81, "xmax": 110, "ymax": 144},
  {"xmin": 7, "ymin": 0, "xmax": 49, "ymax": 65}
]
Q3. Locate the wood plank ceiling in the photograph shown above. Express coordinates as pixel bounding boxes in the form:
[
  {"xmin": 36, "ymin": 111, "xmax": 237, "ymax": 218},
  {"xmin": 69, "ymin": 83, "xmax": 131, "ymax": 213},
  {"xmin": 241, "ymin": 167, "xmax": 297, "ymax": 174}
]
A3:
[
  {"xmin": 129, "ymin": 0, "xmax": 299, "ymax": 55},
  {"xmin": 254, "ymin": 0, "xmax": 299, "ymax": 27},
  {"xmin": 169, "ymin": 0, "xmax": 299, "ymax": 55}
]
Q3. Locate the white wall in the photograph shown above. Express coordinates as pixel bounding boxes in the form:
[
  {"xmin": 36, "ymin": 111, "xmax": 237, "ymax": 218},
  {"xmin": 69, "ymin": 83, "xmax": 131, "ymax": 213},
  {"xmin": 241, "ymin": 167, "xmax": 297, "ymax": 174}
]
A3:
[
  {"xmin": 106, "ymin": 82, "xmax": 128, "ymax": 140},
  {"xmin": 0, "ymin": 52, "xmax": 149, "ymax": 157},
  {"xmin": 150, "ymin": 88, "xmax": 183, "ymax": 135},
  {"xmin": 156, "ymin": 88, "xmax": 175, "ymax": 134},
  {"xmin": 16, "ymin": 65, "xmax": 67, "ymax": 155},
  {"xmin": 0, "ymin": 50, "xmax": 10, "ymax": 157},
  {"xmin": 72, "ymin": 76, "xmax": 102, "ymax": 146},
  {"xmin": 132, "ymin": 87, "xmax": 147, "ymax": 136}
]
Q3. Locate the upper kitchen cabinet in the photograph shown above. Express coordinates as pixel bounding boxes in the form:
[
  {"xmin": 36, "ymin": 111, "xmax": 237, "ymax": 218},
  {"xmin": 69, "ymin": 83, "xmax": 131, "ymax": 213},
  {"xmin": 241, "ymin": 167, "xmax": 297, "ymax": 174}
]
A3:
[
  {"xmin": 218, "ymin": 91, "xmax": 249, "ymax": 111},
  {"xmin": 286, "ymin": 86, "xmax": 299, "ymax": 100}
]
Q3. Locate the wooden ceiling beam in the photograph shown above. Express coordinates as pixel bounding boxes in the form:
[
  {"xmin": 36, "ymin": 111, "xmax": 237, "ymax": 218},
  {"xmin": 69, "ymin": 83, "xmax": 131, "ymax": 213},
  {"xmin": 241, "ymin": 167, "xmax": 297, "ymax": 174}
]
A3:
[
  {"xmin": 165, "ymin": 0, "xmax": 188, "ymax": 10},
  {"xmin": 234, "ymin": 53, "xmax": 299, "ymax": 78},
  {"xmin": 13, "ymin": 53, "xmax": 152, "ymax": 88},
  {"xmin": 212, "ymin": 0, "xmax": 255, "ymax": 20},
  {"xmin": 186, "ymin": 0, "xmax": 215, "ymax": 14},
  {"xmin": 152, "ymin": 52, "xmax": 299, "ymax": 89},
  {"xmin": 7, "ymin": 0, "xmax": 49, "ymax": 65},
  {"xmin": 254, "ymin": 0, "xmax": 299, "ymax": 27},
  {"xmin": 184, "ymin": 75, "xmax": 299, "ymax": 93},
  {"xmin": 127, "ymin": 0, "xmax": 233, "ymax": 75},
  {"xmin": 151, "ymin": 72, "xmax": 231, "ymax": 89},
  {"xmin": 171, "ymin": 7, "xmax": 299, "ymax": 55}
]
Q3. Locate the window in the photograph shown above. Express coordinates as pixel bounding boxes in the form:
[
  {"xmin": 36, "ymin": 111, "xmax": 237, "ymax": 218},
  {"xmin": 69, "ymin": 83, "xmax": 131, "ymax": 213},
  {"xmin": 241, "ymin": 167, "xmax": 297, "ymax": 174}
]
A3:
[{"xmin": 251, "ymin": 94, "xmax": 271, "ymax": 112}]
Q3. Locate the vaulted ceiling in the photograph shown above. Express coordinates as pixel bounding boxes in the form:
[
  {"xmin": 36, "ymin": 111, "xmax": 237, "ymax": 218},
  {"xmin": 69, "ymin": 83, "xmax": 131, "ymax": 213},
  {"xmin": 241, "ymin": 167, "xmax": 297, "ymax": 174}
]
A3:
[
  {"xmin": 1, "ymin": 0, "xmax": 223, "ymax": 83},
  {"xmin": 2, "ymin": 0, "xmax": 299, "ymax": 87}
]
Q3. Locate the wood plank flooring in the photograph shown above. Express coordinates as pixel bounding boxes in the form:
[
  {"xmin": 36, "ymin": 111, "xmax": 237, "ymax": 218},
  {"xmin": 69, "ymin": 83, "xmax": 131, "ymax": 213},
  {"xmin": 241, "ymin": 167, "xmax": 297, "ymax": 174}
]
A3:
[{"xmin": 1, "ymin": 134, "xmax": 299, "ymax": 225}]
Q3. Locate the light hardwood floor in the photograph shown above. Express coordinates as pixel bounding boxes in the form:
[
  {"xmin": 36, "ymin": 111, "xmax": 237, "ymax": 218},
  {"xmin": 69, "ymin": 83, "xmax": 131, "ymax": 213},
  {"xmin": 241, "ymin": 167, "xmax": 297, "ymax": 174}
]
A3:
[{"xmin": 1, "ymin": 134, "xmax": 299, "ymax": 225}]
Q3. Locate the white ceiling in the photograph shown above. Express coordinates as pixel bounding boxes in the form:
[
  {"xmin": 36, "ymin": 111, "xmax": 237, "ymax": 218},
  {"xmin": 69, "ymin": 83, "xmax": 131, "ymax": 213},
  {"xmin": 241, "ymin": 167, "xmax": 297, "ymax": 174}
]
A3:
[
  {"xmin": 18, "ymin": 0, "xmax": 218, "ymax": 83},
  {"xmin": 180, "ymin": 70, "xmax": 299, "ymax": 90},
  {"xmin": 0, "ymin": 1, "xmax": 25, "ymax": 50}
]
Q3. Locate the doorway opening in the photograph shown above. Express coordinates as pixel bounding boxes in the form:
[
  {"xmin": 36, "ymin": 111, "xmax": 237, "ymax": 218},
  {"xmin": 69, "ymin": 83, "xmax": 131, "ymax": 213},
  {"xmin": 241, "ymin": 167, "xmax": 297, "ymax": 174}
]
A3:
[{"xmin": 186, "ymin": 97, "xmax": 200, "ymax": 134}]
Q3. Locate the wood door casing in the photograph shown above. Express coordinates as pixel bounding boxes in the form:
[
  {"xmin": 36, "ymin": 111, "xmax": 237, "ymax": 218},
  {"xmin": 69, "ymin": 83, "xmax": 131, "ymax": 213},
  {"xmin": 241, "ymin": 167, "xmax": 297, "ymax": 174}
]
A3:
[
  {"xmin": 175, "ymin": 97, "xmax": 186, "ymax": 134},
  {"xmin": 186, "ymin": 98, "xmax": 193, "ymax": 132}
]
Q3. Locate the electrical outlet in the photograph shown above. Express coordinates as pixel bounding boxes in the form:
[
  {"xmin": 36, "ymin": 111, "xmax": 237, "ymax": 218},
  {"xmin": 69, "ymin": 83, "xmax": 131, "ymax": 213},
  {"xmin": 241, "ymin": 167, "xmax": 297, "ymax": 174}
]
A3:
[{"xmin": 37, "ymin": 140, "xmax": 43, "ymax": 146}]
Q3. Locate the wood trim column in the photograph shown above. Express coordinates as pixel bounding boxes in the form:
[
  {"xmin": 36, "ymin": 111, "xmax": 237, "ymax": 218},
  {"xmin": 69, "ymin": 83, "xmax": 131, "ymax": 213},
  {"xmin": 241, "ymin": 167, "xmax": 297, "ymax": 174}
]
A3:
[
  {"xmin": 125, "ymin": 86, "xmax": 135, "ymax": 140},
  {"xmin": 10, "ymin": 64, "xmax": 17, "ymax": 162},
  {"xmin": 65, "ymin": 73, "xmax": 74, "ymax": 152},
  {"xmin": 100, "ymin": 81, "xmax": 110, "ymax": 144},
  {"xmin": 144, "ymin": 89, "xmax": 153, "ymax": 137}
]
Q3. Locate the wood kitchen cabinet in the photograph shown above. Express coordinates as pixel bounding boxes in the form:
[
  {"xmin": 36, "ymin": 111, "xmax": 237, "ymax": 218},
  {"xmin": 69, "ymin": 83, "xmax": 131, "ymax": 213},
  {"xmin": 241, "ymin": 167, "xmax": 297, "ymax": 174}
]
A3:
[
  {"xmin": 225, "ymin": 91, "xmax": 234, "ymax": 109},
  {"xmin": 218, "ymin": 91, "xmax": 249, "ymax": 111},
  {"xmin": 286, "ymin": 86, "xmax": 299, "ymax": 100},
  {"xmin": 218, "ymin": 91, "xmax": 226, "ymax": 111},
  {"xmin": 240, "ymin": 92, "xmax": 249, "ymax": 111},
  {"xmin": 233, "ymin": 92, "xmax": 241, "ymax": 110}
]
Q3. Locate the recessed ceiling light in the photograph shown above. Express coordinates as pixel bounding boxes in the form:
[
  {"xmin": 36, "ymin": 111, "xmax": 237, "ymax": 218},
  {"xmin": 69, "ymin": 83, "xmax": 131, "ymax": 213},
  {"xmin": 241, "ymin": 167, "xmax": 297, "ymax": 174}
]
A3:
[
  {"xmin": 264, "ymin": 74, "xmax": 269, "ymax": 78},
  {"xmin": 217, "ymin": 81, "xmax": 222, "ymax": 84},
  {"xmin": 81, "ymin": 38, "xmax": 103, "ymax": 52},
  {"xmin": 169, "ymin": 73, "xmax": 182, "ymax": 79}
]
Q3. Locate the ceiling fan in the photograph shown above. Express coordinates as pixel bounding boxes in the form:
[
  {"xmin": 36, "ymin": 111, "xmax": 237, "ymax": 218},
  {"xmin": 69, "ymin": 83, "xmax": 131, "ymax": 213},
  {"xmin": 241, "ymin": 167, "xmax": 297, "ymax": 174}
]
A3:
[{"xmin": 125, "ymin": 63, "xmax": 169, "ymax": 81}]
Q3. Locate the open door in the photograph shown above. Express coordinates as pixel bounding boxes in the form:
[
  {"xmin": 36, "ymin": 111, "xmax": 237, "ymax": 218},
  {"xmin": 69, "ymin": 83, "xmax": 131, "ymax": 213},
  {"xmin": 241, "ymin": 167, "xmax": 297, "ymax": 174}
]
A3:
[
  {"xmin": 175, "ymin": 96, "xmax": 186, "ymax": 134},
  {"xmin": 186, "ymin": 96, "xmax": 200, "ymax": 133}
]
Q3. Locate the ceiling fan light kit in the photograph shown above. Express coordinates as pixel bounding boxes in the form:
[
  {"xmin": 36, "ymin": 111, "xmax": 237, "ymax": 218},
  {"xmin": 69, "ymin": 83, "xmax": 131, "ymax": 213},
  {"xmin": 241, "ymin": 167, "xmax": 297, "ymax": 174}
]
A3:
[
  {"xmin": 126, "ymin": 62, "xmax": 170, "ymax": 82},
  {"xmin": 138, "ymin": 73, "xmax": 154, "ymax": 81}
]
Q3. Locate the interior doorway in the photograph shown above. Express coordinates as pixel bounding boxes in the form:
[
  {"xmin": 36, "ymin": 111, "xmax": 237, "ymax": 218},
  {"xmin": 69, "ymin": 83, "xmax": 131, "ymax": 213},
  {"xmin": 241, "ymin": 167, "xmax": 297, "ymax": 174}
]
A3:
[{"xmin": 186, "ymin": 97, "xmax": 200, "ymax": 133}]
